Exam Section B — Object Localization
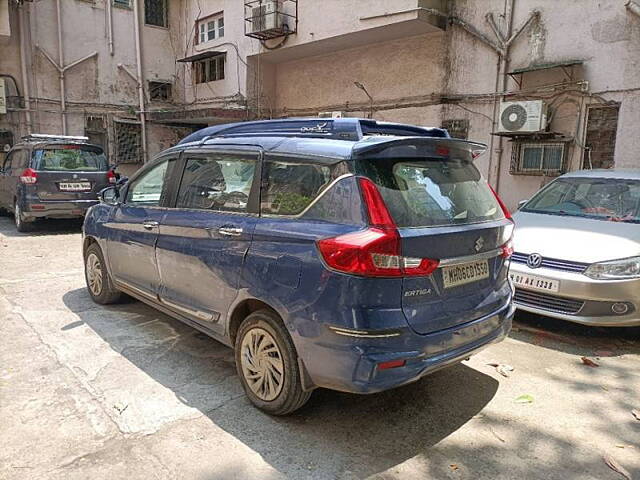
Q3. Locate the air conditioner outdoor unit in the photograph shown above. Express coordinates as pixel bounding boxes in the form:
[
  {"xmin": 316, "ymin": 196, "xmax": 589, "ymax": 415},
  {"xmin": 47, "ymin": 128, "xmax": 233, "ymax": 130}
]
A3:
[
  {"xmin": 318, "ymin": 111, "xmax": 344, "ymax": 118},
  {"xmin": 250, "ymin": 1, "xmax": 282, "ymax": 34},
  {"xmin": 498, "ymin": 100, "xmax": 548, "ymax": 133}
]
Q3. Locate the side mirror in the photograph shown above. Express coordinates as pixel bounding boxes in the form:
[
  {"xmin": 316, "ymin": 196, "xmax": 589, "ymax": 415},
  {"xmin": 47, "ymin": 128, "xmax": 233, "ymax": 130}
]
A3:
[
  {"xmin": 100, "ymin": 186, "xmax": 120, "ymax": 205},
  {"xmin": 518, "ymin": 199, "xmax": 528, "ymax": 210}
]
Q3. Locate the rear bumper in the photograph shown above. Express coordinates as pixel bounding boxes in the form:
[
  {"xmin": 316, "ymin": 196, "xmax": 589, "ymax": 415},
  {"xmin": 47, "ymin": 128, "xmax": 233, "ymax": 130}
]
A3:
[
  {"xmin": 22, "ymin": 200, "xmax": 98, "ymax": 219},
  {"xmin": 300, "ymin": 301, "xmax": 514, "ymax": 394}
]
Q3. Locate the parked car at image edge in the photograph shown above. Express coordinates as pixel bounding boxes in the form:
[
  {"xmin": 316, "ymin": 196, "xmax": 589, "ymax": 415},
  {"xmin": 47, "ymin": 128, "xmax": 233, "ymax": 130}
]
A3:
[
  {"xmin": 0, "ymin": 134, "xmax": 116, "ymax": 232},
  {"xmin": 82, "ymin": 118, "xmax": 515, "ymax": 415},
  {"xmin": 511, "ymin": 169, "xmax": 640, "ymax": 327}
]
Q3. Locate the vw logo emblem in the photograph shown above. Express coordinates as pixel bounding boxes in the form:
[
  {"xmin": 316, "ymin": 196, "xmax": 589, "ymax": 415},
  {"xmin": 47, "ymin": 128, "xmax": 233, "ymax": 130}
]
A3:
[
  {"xmin": 475, "ymin": 237, "xmax": 484, "ymax": 252},
  {"xmin": 527, "ymin": 253, "xmax": 543, "ymax": 269}
]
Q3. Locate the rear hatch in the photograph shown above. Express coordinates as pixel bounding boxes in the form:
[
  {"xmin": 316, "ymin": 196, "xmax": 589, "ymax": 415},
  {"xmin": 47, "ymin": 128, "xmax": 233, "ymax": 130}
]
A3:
[
  {"xmin": 355, "ymin": 139, "xmax": 513, "ymax": 335},
  {"xmin": 31, "ymin": 144, "xmax": 112, "ymax": 201}
]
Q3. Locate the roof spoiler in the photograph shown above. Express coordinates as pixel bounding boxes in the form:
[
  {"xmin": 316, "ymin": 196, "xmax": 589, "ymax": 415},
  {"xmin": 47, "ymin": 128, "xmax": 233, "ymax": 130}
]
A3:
[
  {"xmin": 21, "ymin": 134, "xmax": 89, "ymax": 143},
  {"xmin": 352, "ymin": 137, "xmax": 488, "ymax": 160}
]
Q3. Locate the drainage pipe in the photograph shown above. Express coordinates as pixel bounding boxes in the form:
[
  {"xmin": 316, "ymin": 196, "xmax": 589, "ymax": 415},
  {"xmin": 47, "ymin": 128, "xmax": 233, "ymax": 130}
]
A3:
[
  {"xmin": 626, "ymin": 1, "xmax": 640, "ymax": 18},
  {"xmin": 18, "ymin": 4, "xmax": 32, "ymax": 134},
  {"xmin": 55, "ymin": 0, "xmax": 67, "ymax": 134},
  {"xmin": 132, "ymin": 0, "xmax": 147, "ymax": 163},
  {"xmin": 106, "ymin": 0, "xmax": 114, "ymax": 56}
]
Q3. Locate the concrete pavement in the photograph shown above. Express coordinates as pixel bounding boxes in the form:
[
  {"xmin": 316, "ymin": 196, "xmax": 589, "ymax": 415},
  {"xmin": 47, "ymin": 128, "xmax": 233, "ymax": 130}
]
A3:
[{"xmin": 0, "ymin": 215, "xmax": 639, "ymax": 480}]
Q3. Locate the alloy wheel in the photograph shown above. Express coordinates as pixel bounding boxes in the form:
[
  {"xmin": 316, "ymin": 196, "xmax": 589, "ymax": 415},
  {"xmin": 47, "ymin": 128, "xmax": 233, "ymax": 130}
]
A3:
[
  {"xmin": 86, "ymin": 253, "xmax": 103, "ymax": 296},
  {"xmin": 240, "ymin": 327, "xmax": 284, "ymax": 401}
]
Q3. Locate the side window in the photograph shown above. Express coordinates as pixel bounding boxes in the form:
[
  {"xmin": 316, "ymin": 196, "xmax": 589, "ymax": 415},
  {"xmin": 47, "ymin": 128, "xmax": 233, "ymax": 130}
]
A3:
[
  {"xmin": 126, "ymin": 159, "xmax": 169, "ymax": 207},
  {"xmin": 176, "ymin": 154, "xmax": 256, "ymax": 213},
  {"xmin": 11, "ymin": 150, "xmax": 26, "ymax": 170},
  {"xmin": 261, "ymin": 160, "xmax": 332, "ymax": 215},
  {"xmin": 2, "ymin": 152, "xmax": 13, "ymax": 171}
]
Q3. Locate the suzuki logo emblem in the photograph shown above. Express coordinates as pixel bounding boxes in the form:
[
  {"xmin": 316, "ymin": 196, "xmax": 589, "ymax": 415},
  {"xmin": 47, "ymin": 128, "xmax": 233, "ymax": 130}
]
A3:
[
  {"xmin": 73, "ymin": 173, "xmax": 78, "ymax": 179},
  {"xmin": 475, "ymin": 237, "xmax": 484, "ymax": 252},
  {"xmin": 527, "ymin": 253, "xmax": 543, "ymax": 269}
]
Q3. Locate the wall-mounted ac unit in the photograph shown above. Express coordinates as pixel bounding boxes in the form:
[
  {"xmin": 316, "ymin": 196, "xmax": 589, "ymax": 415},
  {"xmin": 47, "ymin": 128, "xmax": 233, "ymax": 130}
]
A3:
[
  {"xmin": 250, "ymin": 1, "xmax": 283, "ymax": 34},
  {"xmin": 318, "ymin": 111, "xmax": 344, "ymax": 118},
  {"xmin": 498, "ymin": 100, "xmax": 548, "ymax": 133}
]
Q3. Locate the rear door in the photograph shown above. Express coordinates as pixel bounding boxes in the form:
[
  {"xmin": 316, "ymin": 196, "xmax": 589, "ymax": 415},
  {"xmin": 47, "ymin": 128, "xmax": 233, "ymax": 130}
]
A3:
[
  {"xmin": 155, "ymin": 148, "xmax": 261, "ymax": 331},
  {"xmin": 356, "ymin": 142, "xmax": 513, "ymax": 334},
  {"xmin": 31, "ymin": 144, "xmax": 110, "ymax": 201},
  {"xmin": 106, "ymin": 155, "xmax": 178, "ymax": 298}
]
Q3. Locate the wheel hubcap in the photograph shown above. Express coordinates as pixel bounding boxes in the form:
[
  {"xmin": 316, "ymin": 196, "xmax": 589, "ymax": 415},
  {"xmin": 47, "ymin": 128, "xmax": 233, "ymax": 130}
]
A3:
[
  {"xmin": 86, "ymin": 253, "xmax": 103, "ymax": 296},
  {"xmin": 240, "ymin": 327, "xmax": 284, "ymax": 401}
]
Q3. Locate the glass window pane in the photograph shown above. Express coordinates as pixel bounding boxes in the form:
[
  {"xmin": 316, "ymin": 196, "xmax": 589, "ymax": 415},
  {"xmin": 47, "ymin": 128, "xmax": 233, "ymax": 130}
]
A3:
[
  {"xmin": 127, "ymin": 159, "xmax": 169, "ymax": 206},
  {"xmin": 218, "ymin": 17, "xmax": 224, "ymax": 37},
  {"xmin": 261, "ymin": 161, "xmax": 332, "ymax": 215},
  {"xmin": 177, "ymin": 156, "xmax": 256, "ymax": 212},
  {"xmin": 218, "ymin": 56, "xmax": 225, "ymax": 80},
  {"xmin": 208, "ymin": 59, "xmax": 216, "ymax": 81},
  {"xmin": 521, "ymin": 146, "xmax": 542, "ymax": 171},
  {"xmin": 542, "ymin": 145, "xmax": 563, "ymax": 170}
]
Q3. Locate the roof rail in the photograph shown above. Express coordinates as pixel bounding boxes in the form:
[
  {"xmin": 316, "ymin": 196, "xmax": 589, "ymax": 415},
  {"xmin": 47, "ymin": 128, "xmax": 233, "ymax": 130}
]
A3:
[
  {"xmin": 21, "ymin": 134, "xmax": 89, "ymax": 143},
  {"xmin": 178, "ymin": 118, "xmax": 450, "ymax": 145}
]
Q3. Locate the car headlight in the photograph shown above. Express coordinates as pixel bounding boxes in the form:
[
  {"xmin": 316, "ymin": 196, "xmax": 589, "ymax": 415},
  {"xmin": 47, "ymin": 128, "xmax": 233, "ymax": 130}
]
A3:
[{"xmin": 584, "ymin": 256, "xmax": 640, "ymax": 280}]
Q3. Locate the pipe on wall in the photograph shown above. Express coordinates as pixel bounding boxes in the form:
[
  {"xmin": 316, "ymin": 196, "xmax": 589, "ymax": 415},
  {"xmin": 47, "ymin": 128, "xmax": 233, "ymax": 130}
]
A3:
[
  {"xmin": 626, "ymin": 1, "xmax": 640, "ymax": 18},
  {"xmin": 17, "ymin": 4, "xmax": 32, "ymax": 134},
  {"xmin": 106, "ymin": 0, "xmax": 114, "ymax": 56},
  {"xmin": 55, "ymin": 0, "xmax": 66, "ymax": 134},
  {"xmin": 132, "ymin": 0, "xmax": 148, "ymax": 163}
]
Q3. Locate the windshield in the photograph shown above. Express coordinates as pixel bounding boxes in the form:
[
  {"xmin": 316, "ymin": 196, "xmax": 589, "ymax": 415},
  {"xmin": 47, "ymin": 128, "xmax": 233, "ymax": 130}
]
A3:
[
  {"xmin": 359, "ymin": 157, "xmax": 504, "ymax": 228},
  {"xmin": 522, "ymin": 177, "xmax": 640, "ymax": 223},
  {"xmin": 33, "ymin": 145, "xmax": 108, "ymax": 171}
]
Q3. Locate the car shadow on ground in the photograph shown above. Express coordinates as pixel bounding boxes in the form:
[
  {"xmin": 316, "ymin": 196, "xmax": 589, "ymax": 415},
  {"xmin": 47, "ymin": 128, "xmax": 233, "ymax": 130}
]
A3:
[
  {"xmin": 61, "ymin": 287, "xmax": 499, "ymax": 478},
  {"xmin": 511, "ymin": 310, "xmax": 640, "ymax": 357},
  {"xmin": 0, "ymin": 215, "xmax": 83, "ymax": 237}
]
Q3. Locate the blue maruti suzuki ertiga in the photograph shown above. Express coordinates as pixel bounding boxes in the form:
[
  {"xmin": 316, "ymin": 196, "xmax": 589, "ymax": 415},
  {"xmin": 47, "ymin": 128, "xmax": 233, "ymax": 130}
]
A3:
[{"xmin": 82, "ymin": 118, "xmax": 515, "ymax": 415}]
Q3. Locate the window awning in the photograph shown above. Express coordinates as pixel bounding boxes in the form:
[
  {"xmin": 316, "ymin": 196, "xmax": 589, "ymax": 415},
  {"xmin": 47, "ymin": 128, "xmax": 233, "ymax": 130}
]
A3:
[
  {"xmin": 508, "ymin": 60, "xmax": 584, "ymax": 75},
  {"xmin": 177, "ymin": 51, "xmax": 226, "ymax": 63}
]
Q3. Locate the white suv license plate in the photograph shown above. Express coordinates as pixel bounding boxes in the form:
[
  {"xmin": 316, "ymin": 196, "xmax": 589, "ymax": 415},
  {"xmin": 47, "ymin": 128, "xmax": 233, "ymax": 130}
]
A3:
[
  {"xmin": 443, "ymin": 260, "xmax": 490, "ymax": 288},
  {"xmin": 59, "ymin": 182, "xmax": 91, "ymax": 191},
  {"xmin": 510, "ymin": 272, "xmax": 560, "ymax": 293}
]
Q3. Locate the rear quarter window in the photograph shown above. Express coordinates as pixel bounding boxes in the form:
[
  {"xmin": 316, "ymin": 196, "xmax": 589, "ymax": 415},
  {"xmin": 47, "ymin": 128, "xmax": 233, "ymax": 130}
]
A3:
[{"xmin": 261, "ymin": 159, "xmax": 333, "ymax": 215}]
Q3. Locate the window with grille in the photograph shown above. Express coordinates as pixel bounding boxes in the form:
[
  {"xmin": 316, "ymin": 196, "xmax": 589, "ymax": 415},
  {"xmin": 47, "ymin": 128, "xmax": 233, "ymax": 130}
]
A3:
[
  {"xmin": 198, "ymin": 13, "xmax": 224, "ymax": 44},
  {"xmin": 194, "ymin": 55, "xmax": 226, "ymax": 84},
  {"xmin": 114, "ymin": 121, "xmax": 141, "ymax": 164},
  {"xmin": 148, "ymin": 81, "xmax": 172, "ymax": 101},
  {"xmin": 583, "ymin": 104, "xmax": 620, "ymax": 169},
  {"xmin": 113, "ymin": 0, "xmax": 130, "ymax": 8},
  {"xmin": 85, "ymin": 116, "xmax": 107, "ymax": 155},
  {"xmin": 442, "ymin": 119, "xmax": 469, "ymax": 139},
  {"xmin": 144, "ymin": 0, "xmax": 168, "ymax": 27},
  {"xmin": 511, "ymin": 142, "xmax": 566, "ymax": 175}
]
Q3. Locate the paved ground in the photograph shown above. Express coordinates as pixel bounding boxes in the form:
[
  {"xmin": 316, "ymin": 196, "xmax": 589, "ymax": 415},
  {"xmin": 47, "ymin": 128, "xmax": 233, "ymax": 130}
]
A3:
[{"xmin": 0, "ymin": 215, "xmax": 639, "ymax": 480}]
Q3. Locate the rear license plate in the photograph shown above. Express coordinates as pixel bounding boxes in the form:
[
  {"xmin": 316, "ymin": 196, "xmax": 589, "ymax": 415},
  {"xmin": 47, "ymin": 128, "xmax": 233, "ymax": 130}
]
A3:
[
  {"xmin": 442, "ymin": 260, "xmax": 490, "ymax": 288},
  {"xmin": 59, "ymin": 182, "xmax": 91, "ymax": 191},
  {"xmin": 510, "ymin": 272, "xmax": 559, "ymax": 292}
]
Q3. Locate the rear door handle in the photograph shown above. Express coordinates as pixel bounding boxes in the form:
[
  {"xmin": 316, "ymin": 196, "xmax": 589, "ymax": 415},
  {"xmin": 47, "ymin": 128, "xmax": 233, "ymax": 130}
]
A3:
[
  {"xmin": 142, "ymin": 220, "xmax": 159, "ymax": 230},
  {"xmin": 217, "ymin": 226, "xmax": 243, "ymax": 237}
]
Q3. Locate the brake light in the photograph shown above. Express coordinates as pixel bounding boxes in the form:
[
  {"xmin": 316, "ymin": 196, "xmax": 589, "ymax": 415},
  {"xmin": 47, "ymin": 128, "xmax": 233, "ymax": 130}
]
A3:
[
  {"xmin": 378, "ymin": 359, "xmax": 406, "ymax": 370},
  {"xmin": 19, "ymin": 168, "xmax": 37, "ymax": 184},
  {"xmin": 501, "ymin": 239, "xmax": 514, "ymax": 259},
  {"xmin": 316, "ymin": 178, "xmax": 439, "ymax": 277},
  {"xmin": 489, "ymin": 185, "xmax": 512, "ymax": 220},
  {"xmin": 107, "ymin": 169, "xmax": 116, "ymax": 184}
]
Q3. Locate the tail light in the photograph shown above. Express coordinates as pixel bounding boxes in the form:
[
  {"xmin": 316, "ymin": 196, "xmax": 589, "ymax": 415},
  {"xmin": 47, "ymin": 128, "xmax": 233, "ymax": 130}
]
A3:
[
  {"xmin": 107, "ymin": 169, "xmax": 116, "ymax": 184},
  {"xmin": 316, "ymin": 178, "xmax": 439, "ymax": 277},
  {"xmin": 19, "ymin": 168, "xmax": 37, "ymax": 184},
  {"xmin": 489, "ymin": 185, "xmax": 512, "ymax": 220},
  {"xmin": 501, "ymin": 239, "xmax": 514, "ymax": 259}
]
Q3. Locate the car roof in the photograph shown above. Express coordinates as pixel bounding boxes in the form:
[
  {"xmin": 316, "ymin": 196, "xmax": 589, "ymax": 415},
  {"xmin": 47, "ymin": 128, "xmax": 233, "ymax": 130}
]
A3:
[
  {"xmin": 560, "ymin": 169, "xmax": 640, "ymax": 180},
  {"xmin": 169, "ymin": 118, "xmax": 486, "ymax": 161}
]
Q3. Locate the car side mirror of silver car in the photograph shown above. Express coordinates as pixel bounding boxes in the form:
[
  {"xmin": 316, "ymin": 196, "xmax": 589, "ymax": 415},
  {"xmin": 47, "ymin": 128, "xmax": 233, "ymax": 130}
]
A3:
[
  {"xmin": 100, "ymin": 186, "xmax": 120, "ymax": 205},
  {"xmin": 518, "ymin": 199, "xmax": 528, "ymax": 210}
]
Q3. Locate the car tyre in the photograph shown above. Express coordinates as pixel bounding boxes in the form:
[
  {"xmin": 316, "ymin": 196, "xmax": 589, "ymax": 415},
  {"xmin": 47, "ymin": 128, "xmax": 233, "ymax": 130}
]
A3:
[
  {"xmin": 235, "ymin": 309, "xmax": 312, "ymax": 415},
  {"xmin": 84, "ymin": 243, "xmax": 123, "ymax": 304},
  {"xmin": 14, "ymin": 200, "xmax": 34, "ymax": 232}
]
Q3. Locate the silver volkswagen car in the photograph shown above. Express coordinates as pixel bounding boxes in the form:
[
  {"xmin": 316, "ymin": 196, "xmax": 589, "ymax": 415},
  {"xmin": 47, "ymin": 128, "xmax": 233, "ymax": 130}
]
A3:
[{"xmin": 510, "ymin": 169, "xmax": 640, "ymax": 327}]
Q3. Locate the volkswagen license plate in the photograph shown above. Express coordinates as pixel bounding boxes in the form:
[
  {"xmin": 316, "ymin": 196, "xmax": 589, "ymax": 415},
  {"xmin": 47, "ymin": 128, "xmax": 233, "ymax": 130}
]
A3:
[{"xmin": 510, "ymin": 272, "xmax": 560, "ymax": 292}]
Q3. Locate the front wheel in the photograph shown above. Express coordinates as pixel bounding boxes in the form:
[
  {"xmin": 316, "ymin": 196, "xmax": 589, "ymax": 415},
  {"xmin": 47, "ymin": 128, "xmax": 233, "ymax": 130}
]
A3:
[
  {"xmin": 235, "ymin": 309, "xmax": 312, "ymax": 415},
  {"xmin": 84, "ymin": 243, "xmax": 123, "ymax": 304}
]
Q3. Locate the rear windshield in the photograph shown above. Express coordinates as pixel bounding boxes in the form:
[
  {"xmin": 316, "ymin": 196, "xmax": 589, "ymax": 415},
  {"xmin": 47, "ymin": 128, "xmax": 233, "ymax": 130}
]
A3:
[
  {"xmin": 360, "ymin": 157, "xmax": 504, "ymax": 228},
  {"xmin": 522, "ymin": 177, "xmax": 640, "ymax": 223},
  {"xmin": 33, "ymin": 145, "xmax": 108, "ymax": 171}
]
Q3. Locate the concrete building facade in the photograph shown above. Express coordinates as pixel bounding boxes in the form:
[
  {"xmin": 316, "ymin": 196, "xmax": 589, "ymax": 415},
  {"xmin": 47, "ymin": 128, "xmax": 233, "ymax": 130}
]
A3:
[{"xmin": 1, "ymin": 0, "xmax": 639, "ymax": 206}]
